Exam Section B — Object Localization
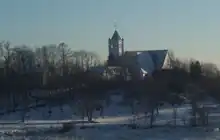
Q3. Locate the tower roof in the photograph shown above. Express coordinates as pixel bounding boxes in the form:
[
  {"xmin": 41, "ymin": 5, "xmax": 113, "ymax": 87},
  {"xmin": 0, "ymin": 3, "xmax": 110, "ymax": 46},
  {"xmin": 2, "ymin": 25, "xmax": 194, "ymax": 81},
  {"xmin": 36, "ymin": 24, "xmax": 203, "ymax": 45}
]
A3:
[{"xmin": 111, "ymin": 30, "xmax": 121, "ymax": 40}]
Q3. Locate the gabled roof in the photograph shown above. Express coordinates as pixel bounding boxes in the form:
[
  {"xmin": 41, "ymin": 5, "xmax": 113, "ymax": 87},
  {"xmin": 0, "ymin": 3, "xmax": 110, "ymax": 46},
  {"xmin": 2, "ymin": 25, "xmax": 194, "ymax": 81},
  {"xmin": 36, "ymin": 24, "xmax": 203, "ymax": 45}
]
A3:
[
  {"xmin": 111, "ymin": 30, "xmax": 121, "ymax": 40},
  {"xmin": 136, "ymin": 51, "xmax": 155, "ymax": 75},
  {"xmin": 125, "ymin": 49, "xmax": 168, "ymax": 75},
  {"xmin": 147, "ymin": 50, "xmax": 168, "ymax": 69}
]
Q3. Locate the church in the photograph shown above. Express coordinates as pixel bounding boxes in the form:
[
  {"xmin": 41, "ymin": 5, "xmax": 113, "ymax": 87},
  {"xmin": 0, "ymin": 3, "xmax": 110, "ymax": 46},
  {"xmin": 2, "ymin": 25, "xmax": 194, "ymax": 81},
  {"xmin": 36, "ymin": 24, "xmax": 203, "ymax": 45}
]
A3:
[{"xmin": 106, "ymin": 29, "xmax": 172, "ymax": 79}]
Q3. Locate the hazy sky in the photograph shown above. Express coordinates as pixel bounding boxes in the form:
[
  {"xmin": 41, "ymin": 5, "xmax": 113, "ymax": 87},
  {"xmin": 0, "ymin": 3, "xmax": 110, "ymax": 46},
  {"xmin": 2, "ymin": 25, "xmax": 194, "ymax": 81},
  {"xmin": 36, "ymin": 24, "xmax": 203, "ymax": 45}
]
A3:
[{"xmin": 0, "ymin": 0, "xmax": 220, "ymax": 64}]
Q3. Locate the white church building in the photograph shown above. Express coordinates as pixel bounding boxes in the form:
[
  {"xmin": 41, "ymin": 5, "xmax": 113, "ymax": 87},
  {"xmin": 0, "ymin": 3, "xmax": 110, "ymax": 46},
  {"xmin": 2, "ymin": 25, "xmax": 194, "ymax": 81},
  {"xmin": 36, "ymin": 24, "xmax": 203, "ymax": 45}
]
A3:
[{"xmin": 106, "ymin": 30, "xmax": 172, "ymax": 79}]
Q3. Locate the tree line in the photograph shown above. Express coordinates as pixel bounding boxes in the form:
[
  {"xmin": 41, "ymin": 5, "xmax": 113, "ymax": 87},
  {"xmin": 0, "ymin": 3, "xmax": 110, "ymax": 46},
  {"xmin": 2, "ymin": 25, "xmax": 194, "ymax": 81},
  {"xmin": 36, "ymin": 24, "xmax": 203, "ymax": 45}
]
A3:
[{"xmin": 0, "ymin": 41, "xmax": 220, "ymax": 128}]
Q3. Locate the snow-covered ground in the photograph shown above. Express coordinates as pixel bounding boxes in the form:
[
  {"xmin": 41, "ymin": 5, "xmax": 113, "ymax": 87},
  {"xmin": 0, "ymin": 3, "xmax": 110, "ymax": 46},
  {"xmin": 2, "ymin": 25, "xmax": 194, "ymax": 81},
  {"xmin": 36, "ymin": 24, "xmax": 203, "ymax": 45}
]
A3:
[{"xmin": 0, "ymin": 95, "xmax": 220, "ymax": 140}]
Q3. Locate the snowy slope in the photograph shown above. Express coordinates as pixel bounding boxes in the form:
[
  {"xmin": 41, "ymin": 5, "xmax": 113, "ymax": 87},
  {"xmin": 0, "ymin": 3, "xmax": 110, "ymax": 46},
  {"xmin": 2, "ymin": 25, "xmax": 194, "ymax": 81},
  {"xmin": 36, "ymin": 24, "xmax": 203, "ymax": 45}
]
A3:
[{"xmin": 0, "ymin": 95, "xmax": 219, "ymax": 140}]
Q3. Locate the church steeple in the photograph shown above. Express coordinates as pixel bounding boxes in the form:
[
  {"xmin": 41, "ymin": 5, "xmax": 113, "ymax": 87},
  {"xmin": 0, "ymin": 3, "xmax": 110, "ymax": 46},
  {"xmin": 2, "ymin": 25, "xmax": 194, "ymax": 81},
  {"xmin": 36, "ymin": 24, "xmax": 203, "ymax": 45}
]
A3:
[
  {"xmin": 111, "ymin": 30, "xmax": 121, "ymax": 41},
  {"xmin": 108, "ymin": 29, "xmax": 124, "ymax": 66}
]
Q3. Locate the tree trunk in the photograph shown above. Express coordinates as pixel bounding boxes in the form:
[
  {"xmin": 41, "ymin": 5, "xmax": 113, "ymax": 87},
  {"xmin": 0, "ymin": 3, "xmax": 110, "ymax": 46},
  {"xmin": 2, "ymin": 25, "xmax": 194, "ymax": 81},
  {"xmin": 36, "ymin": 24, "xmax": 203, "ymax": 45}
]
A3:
[
  {"xmin": 191, "ymin": 101, "xmax": 197, "ymax": 127},
  {"xmin": 206, "ymin": 112, "xmax": 209, "ymax": 125},
  {"xmin": 150, "ymin": 108, "xmax": 155, "ymax": 128},
  {"xmin": 99, "ymin": 106, "xmax": 104, "ymax": 118},
  {"xmin": 86, "ymin": 108, "xmax": 93, "ymax": 122},
  {"xmin": 87, "ymin": 111, "xmax": 93, "ymax": 122},
  {"xmin": 82, "ymin": 109, "xmax": 85, "ymax": 126},
  {"xmin": 130, "ymin": 103, "xmax": 135, "ymax": 115},
  {"xmin": 22, "ymin": 91, "xmax": 29, "ymax": 122},
  {"xmin": 173, "ymin": 107, "xmax": 177, "ymax": 126},
  {"xmin": 156, "ymin": 107, "xmax": 159, "ymax": 115}
]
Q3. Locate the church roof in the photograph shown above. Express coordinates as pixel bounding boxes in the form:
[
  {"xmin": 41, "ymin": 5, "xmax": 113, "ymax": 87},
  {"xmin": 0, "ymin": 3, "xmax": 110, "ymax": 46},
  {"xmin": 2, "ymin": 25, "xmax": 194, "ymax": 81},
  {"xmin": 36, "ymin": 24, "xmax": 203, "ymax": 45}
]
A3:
[
  {"xmin": 111, "ymin": 30, "xmax": 121, "ymax": 40},
  {"xmin": 147, "ymin": 50, "xmax": 168, "ymax": 69},
  {"xmin": 124, "ymin": 49, "xmax": 168, "ymax": 75}
]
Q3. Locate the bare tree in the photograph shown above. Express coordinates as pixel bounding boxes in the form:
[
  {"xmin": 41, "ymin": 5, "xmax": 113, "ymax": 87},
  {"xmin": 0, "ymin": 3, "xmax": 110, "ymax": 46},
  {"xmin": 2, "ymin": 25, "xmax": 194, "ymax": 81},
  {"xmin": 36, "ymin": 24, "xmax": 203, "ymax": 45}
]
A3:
[
  {"xmin": 168, "ymin": 50, "xmax": 190, "ymax": 71},
  {"xmin": 12, "ymin": 46, "xmax": 35, "ymax": 73},
  {"xmin": 58, "ymin": 42, "xmax": 73, "ymax": 76},
  {"xmin": 201, "ymin": 62, "xmax": 219, "ymax": 78},
  {"xmin": 167, "ymin": 50, "xmax": 184, "ymax": 68},
  {"xmin": 0, "ymin": 41, "xmax": 13, "ymax": 75},
  {"xmin": 72, "ymin": 71, "xmax": 106, "ymax": 123},
  {"xmin": 10, "ymin": 46, "xmax": 36, "ymax": 121},
  {"xmin": 73, "ymin": 50, "xmax": 100, "ymax": 71},
  {"xmin": 0, "ymin": 41, "xmax": 15, "ymax": 111},
  {"xmin": 137, "ymin": 76, "xmax": 165, "ymax": 128}
]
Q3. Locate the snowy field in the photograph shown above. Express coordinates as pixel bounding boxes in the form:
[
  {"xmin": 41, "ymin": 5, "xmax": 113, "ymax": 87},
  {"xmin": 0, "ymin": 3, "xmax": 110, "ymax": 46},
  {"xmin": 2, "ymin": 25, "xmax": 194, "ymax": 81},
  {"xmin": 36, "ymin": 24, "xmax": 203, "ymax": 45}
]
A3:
[{"xmin": 0, "ymin": 95, "xmax": 220, "ymax": 140}]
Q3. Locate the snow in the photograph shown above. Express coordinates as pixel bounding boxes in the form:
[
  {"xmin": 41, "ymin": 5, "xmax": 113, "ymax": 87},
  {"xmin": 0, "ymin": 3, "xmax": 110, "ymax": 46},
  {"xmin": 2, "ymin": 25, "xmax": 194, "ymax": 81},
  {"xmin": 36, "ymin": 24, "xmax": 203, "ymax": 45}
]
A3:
[{"xmin": 0, "ymin": 95, "xmax": 219, "ymax": 140}]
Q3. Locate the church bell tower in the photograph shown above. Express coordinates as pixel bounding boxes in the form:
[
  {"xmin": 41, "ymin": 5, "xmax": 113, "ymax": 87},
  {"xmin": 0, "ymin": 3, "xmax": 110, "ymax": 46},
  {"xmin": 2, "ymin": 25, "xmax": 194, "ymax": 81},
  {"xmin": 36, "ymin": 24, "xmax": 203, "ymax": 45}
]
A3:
[{"xmin": 108, "ymin": 30, "xmax": 124, "ymax": 66}]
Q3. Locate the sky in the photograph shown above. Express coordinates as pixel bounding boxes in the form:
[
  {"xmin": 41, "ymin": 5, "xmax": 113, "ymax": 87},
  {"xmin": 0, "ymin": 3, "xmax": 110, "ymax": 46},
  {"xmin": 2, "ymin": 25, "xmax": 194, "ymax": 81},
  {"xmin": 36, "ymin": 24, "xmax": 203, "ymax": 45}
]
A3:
[{"xmin": 0, "ymin": 0, "xmax": 220, "ymax": 64}]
